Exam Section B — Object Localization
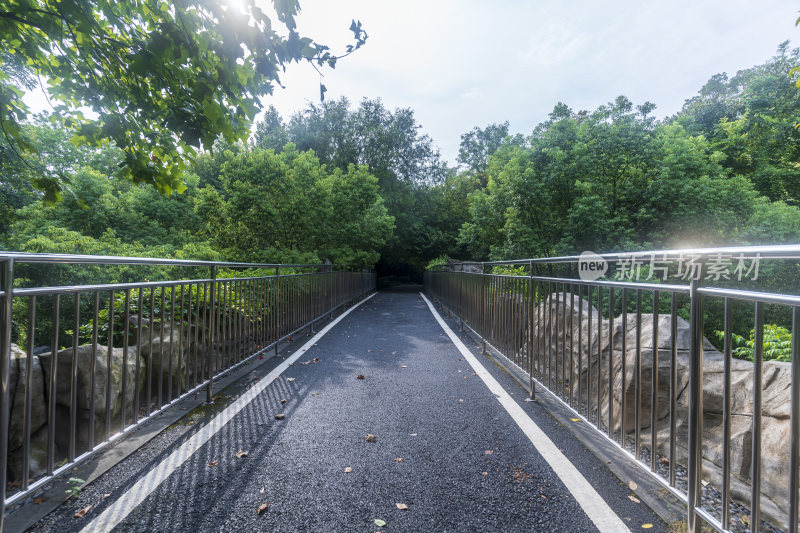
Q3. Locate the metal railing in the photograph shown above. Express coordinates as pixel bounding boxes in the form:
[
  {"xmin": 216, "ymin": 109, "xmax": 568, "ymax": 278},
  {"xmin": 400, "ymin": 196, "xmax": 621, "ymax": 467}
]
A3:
[
  {"xmin": 425, "ymin": 245, "xmax": 800, "ymax": 533},
  {"xmin": 0, "ymin": 253, "xmax": 375, "ymax": 526}
]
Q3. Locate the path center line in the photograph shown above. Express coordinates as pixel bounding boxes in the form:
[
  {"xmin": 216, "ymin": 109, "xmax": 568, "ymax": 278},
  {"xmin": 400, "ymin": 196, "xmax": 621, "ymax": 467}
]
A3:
[
  {"xmin": 419, "ymin": 292, "xmax": 630, "ymax": 533},
  {"xmin": 81, "ymin": 293, "xmax": 376, "ymax": 533}
]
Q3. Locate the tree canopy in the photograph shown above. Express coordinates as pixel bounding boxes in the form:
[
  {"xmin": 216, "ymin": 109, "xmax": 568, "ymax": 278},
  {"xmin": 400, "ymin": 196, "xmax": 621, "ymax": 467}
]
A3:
[{"xmin": 0, "ymin": 0, "xmax": 366, "ymax": 202}]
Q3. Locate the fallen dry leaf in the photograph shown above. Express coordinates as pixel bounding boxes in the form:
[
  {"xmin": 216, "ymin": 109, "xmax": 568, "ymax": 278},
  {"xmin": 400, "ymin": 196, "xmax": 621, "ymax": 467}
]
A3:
[
  {"xmin": 312, "ymin": 358, "xmax": 319, "ymax": 363},
  {"xmin": 701, "ymin": 479, "xmax": 709, "ymax": 487},
  {"xmin": 394, "ymin": 458, "xmax": 403, "ymax": 462},
  {"xmin": 366, "ymin": 434, "xmax": 377, "ymax": 443},
  {"xmin": 280, "ymin": 399, "xmax": 287, "ymax": 404},
  {"xmin": 410, "ymin": 433, "xmax": 417, "ymax": 437},
  {"xmin": 74, "ymin": 505, "xmax": 92, "ymax": 518},
  {"xmin": 286, "ymin": 377, "xmax": 295, "ymax": 382},
  {"xmin": 628, "ymin": 481, "xmax": 638, "ymax": 491},
  {"xmin": 481, "ymin": 472, "xmax": 488, "ymax": 476},
  {"xmin": 33, "ymin": 497, "xmax": 45, "ymax": 504},
  {"xmin": 357, "ymin": 374, "xmax": 365, "ymax": 379},
  {"xmin": 274, "ymin": 414, "xmax": 285, "ymax": 420},
  {"xmin": 401, "ymin": 365, "xmax": 408, "ymax": 368},
  {"xmin": 458, "ymin": 399, "xmax": 464, "ymax": 403},
  {"xmin": 628, "ymin": 495, "xmax": 641, "ymax": 504},
  {"xmin": 641, "ymin": 524, "xmax": 653, "ymax": 529},
  {"xmin": 257, "ymin": 501, "xmax": 269, "ymax": 516},
  {"xmin": 395, "ymin": 503, "xmax": 408, "ymax": 510},
  {"xmin": 660, "ymin": 456, "xmax": 669, "ymax": 465},
  {"xmin": 391, "ymin": 351, "xmax": 397, "ymax": 355},
  {"xmin": 299, "ymin": 360, "xmax": 311, "ymax": 365},
  {"xmin": 260, "ymin": 488, "xmax": 265, "ymax": 494},
  {"xmin": 570, "ymin": 418, "xmax": 581, "ymax": 422},
  {"xmin": 344, "ymin": 467, "xmax": 353, "ymax": 473},
  {"xmin": 485, "ymin": 450, "xmax": 493, "ymax": 455},
  {"xmin": 102, "ymin": 493, "xmax": 110, "ymax": 499},
  {"xmin": 208, "ymin": 461, "xmax": 218, "ymax": 467},
  {"xmin": 235, "ymin": 450, "xmax": 249, "ymax": 459}
]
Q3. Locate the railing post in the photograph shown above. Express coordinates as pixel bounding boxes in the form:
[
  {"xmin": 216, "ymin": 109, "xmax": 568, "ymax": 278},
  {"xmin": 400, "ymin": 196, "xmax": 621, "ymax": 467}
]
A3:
[
  {"xmin": 206, "ymin": 265, "xmax": 216, "ymax": 404},
  {"xmin": 275, "ymin": 266, "xmax": 280, "ymax": 356},
  {"xmin": 687, "ymin": 275, "xmax": 704, "ymax": 533},
  {"xmin": 529, "ymin": 260, "xmax": 535, "ymax": 399},
  {"xmin": 0, "ymin": 258, "xmax": 14, "ymax": 531},
  {"xmin": 482, "ymin": 262, "xmax": 487, "ymax": 354}
]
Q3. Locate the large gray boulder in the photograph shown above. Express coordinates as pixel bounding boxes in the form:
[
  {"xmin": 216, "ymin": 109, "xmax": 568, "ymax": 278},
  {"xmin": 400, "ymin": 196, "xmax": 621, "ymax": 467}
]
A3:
[
  {"xmin": 532, "ymin": 292, "xmax": 793, "ymax": 529},
  {"xmin": 133, "ymin": 317, "xmax": 189, "ymax": 393},
  {"xmin": 8, "ymin": 344, "xmax": 48, "ymax": 452},
  {"xmin": 7, "ymin": 426, "xmax": 50, "ymax": 484},
  {"xmin": 39, "ymin": 343, "xmax": 144, "ymax": 423}
]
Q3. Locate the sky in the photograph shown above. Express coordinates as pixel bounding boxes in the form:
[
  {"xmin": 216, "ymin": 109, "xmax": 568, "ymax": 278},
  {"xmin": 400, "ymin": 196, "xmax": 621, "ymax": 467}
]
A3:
[
  {"xmin": 21, "ymin": 0, "xmax": 800, "ymax": 165},
  {"xmin": 260, "ymin": 0, "xmax": 800, "ymax": 165}
]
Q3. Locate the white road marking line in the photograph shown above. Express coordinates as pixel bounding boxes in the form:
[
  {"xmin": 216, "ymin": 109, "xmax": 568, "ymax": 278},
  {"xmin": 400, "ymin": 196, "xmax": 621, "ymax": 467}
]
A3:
[
  {"xmin": 81, "ymin": 293, "xmax": 377, "ymax": 533},
  {"xmin": 419, "ymin": 292, "xmax": 630, "ymax": 533}
]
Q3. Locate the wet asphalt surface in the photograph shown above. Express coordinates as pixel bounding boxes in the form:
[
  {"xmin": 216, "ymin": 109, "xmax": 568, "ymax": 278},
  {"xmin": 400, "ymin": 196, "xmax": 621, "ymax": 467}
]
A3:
[{"xmin": 27, "ymin": 291, "xmax": 665, "ymax": 532}]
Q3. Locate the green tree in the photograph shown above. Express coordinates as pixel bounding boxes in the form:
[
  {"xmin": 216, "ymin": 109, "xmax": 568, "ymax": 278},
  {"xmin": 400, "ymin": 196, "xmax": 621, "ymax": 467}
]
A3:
[
  {"xmin": 460, "ymin": 98, "xmax": 762, "ymax": 261},
  {"xmin": 676, "ymin": 43, "xmax": 800, "ymax": 205},
  {"xmin": 253, "ymin": 98, "xmax": 449, "ymax": 279},
  {"xmin": 1, "ymin": 0, "xmax": 366, "ymax": 202},
  {"xmin": 196, "ymin": 145, "xmax": 393, "ymax": 268}
]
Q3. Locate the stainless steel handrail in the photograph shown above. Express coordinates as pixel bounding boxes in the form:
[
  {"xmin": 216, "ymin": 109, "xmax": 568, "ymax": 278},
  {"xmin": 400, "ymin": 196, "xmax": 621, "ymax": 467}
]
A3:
[
  {"xmin": 426, "ymin": 247, "xmax": 800, "ymax": 533},
  {"xmin": 0, "ymin": 255, "xmax": 375, "ymax": 529},
  {"xmin": 442, "ymin": 243, "xmax": 800, "ymax": 266},
  {"xmin": 0, "ymin": 251, "xmax": 338, "ymax": 269}
]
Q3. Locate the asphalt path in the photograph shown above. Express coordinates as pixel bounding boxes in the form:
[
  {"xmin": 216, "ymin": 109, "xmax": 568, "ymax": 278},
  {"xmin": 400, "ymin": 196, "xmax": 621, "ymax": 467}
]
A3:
[{"xmin": 29, "ymin": 291, "xmax": 665, "ymax": 532}]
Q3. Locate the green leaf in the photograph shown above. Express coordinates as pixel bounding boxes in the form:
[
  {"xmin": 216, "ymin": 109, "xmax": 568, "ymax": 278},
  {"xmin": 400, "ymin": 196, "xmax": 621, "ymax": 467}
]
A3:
[{"xmin": 373, "ymin": 519, "xmax": 386, "ymax": 527}]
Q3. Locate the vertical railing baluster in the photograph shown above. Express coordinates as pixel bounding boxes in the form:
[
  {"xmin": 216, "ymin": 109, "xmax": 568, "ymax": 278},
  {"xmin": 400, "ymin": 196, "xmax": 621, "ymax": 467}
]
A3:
[
  {"xmin": 90, "ymin": 292, "xmax": 99, "ymax": 448},
  {"xmin": 207, "ymin": 266, "xmax": 217, "ymax": 404},
  {"xmin": 105, "ymin": 290, "xmax": 114, "ymax": 441},
  {"xmin": 0, "ymin": 259, "xmax": 13, "ymax": 529},
  {"xmin": 529, "ymin": 261, "xmax": 535, "ymax": 398},
  {"xmin": 577, "ymin": 283, "xmax": 583, "ymax": 416},
  {"xmin": 587, "ymin": 285, "xmax": 593, "ymax": 422},
  {"xmin": 22, "ymin": 295, "xmax": 36, "ymax": 492},
  {"xmin": 751, "ymin": 301, "xmax": 764, "ymax": 533},
  {"xmin": 135, "ymin": 289, "xmax": 143, "ymax": 424},
  {"xmin": 789, "ymin": 305, "xmax": 800, "ymax": 533},
  {"xmin": 722, "ymin": 297, "xmax": 732, "ymax": 528},
  {"xmin": 650, "ymin": 291, "xmax": 659, "ymax": 472},
  {"xmin": 608, "ymin": 287, "xmax": 614, "ymax": 439},
  {"xmin": 635, "ymin": 289, "xmax": 642, "ymax": 459},
  {"xmin": 69, "ymin": 293, "xmax": 80, "ymax": 461},
  {"xmin": 621, "ymin": 289, "xmax": 627, "ymax": 449},
  {"xmin": 47, "ymin": 293, "xmax": 59, "ymax": 476},
  {"xmin": 669, "ymin": 292, "xmax": 678, "ymax": 488},
  {"xmin": 122, "ymin": 289, "xmax": 130, "ymax": 428},
  {"xmin": 687, "ymin": 277, "xmax": 704, "ymax": 533}
]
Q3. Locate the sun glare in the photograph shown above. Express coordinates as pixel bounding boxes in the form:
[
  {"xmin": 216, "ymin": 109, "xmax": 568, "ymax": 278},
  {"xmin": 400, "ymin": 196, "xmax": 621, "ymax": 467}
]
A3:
[{"xmin": 225, "ymin": 0, "xmax": 247, "ymax": 14}]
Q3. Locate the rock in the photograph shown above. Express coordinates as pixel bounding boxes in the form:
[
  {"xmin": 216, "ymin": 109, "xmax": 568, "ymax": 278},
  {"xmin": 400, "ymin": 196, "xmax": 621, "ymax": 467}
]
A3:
[
  {"xmin": 7, "ymin": 344, "xmax": 48, "ymax": 451},
  {"xmin": 39, "ymin": 343, "xmax": 144, "ymax": 422},
  {"xmin": 133, "ymin": 317, "xmax": 189, "ymax": 394},
  {"xmin": 532, "ymin": 292, "xmax": 794, "ymax": 529},
  {"xmin": 7, "ymin": 426, "xmax": 50, "ymax": 484}
]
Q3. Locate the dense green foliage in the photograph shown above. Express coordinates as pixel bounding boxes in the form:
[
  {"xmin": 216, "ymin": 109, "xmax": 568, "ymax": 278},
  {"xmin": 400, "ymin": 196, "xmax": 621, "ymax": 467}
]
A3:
[
  {"xmin": 4, "ymin": 37, "xmax": 800, "ymax": 294},
  {"xmin": 1, "ymin": 0, "xmax": 366, "ymax": 202}
]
